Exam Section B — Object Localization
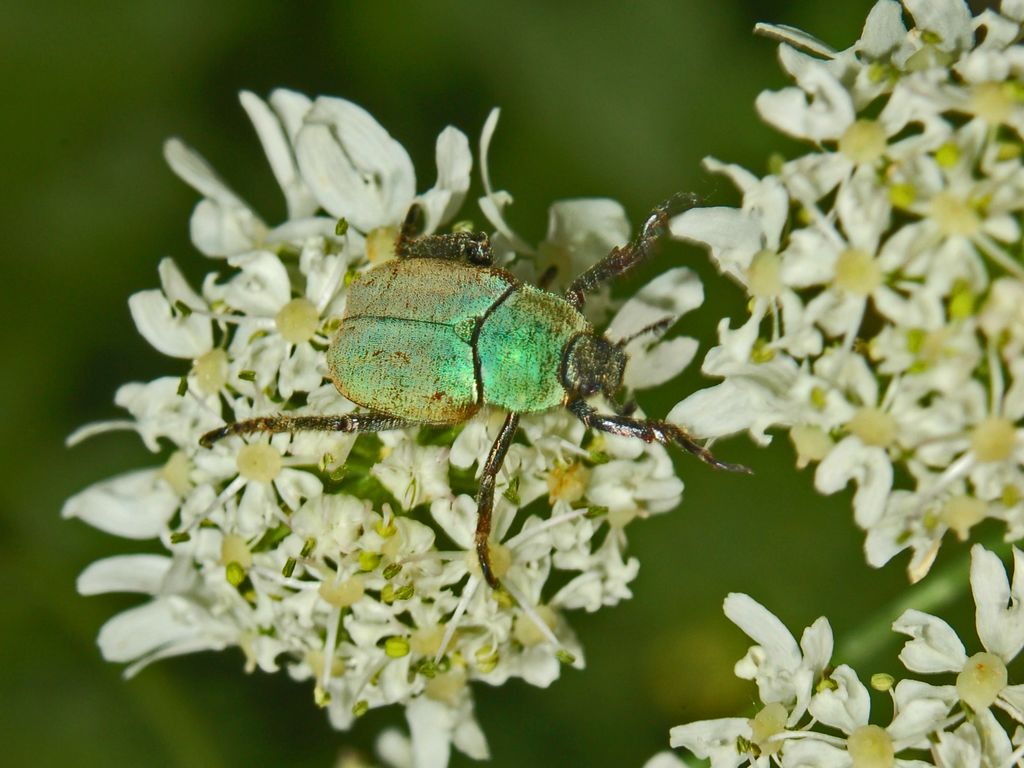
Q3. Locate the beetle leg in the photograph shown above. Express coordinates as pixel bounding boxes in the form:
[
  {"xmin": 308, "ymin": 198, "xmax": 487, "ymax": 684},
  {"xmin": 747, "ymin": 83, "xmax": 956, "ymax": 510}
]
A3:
[
  {"xmin": 564, "ymin": 192, "xmax": 701, "ymax": 309},
  {"xmin": 199, "ymin": 413, "xmax": 422, "ymax": 448},
  {"xmin": 568, "ymin": 400, "xmax": 751, "ymax": 474},
  {"xmin": 536, "ymin": 265, "xmax": 558, "ymax": 291},
  {"xmin": 475, "ymin": 411, "xmax": 520, "ymax": 588},
  {"xmin": 395, "ymin": 203, "xmax": 426, "ymax": 258}
]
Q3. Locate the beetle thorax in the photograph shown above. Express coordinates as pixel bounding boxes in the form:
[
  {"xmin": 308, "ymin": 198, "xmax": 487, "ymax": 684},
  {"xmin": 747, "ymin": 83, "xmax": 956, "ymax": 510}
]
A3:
[{"xmin": 560, "ymin": 333, "xmax": 626, "ymax": 400}]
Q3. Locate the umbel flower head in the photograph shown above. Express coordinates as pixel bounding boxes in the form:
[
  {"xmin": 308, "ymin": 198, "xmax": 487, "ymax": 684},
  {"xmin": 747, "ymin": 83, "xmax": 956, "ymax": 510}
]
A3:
[
  {"xmin": 669, "ymin": 545, "xmax": 1024, "ymax": 768},
  {"xmin": 63, "ymin": 89, "xmax": 709, "ymax": 766},
  {"xmin": 672, "ymin": 0, "xmax": 1024, "ymax": 581}
]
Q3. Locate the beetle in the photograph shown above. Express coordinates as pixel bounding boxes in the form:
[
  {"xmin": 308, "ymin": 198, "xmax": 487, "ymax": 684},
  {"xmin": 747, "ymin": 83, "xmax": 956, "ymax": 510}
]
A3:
[{"xmin": 200, "ymin": 193, "xmax": 749, "ymax": 587}]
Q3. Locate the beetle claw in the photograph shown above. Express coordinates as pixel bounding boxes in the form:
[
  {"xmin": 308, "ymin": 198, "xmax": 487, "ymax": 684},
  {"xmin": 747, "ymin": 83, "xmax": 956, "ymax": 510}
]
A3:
[
  {"xmin": 199, "ymin": 425, "xmax": 229, "ymax": 448},
  {"xmin": 710, "ymin": 457, "xmax": 754, "ymax": 475}
]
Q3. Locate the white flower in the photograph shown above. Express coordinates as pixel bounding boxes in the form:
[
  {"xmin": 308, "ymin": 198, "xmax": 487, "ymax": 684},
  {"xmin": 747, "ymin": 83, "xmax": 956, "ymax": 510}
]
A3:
[
  {"xmin": 66, "ymin": 89, "xmax": 710, "ymax": 768},
  {"xmin": 665, "ymin": 565, "xmax": 1022, "ymax": 768},
  {"xmin": 671, "ymin": 0, "xmax": 1024, "ymax": 580},
  {"xmin": 725, "ymin": 593, "xmax": 833, "ymax": 726},
  {"xmin": 895, "ymin": 545, "xmax": 1024, "ymax": 722},
  {"xmin": 294, "ymin": 95, "xmax": 470, "ymax": 236}
]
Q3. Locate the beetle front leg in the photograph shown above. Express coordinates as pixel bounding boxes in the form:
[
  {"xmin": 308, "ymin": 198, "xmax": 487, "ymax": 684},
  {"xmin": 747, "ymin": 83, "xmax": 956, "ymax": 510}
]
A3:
[
  {"xmin": 565, "ymin": 193, "xmax": 700, "ymax": 309},
  {"xmin": 474, "ymin": 411, "xmax": 520, "ymax": 588},
  {"xmin": 199, "ymin": 413, "xmax": 422, "ymax": 448},
  {"xmin": 568, "ymin": 400, "xmax": 751, "ymax": 474}
]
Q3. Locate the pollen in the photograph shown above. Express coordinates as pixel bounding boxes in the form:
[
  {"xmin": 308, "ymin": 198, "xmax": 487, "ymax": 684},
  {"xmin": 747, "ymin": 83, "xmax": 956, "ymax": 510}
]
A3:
[
  {"xmin": 474, "ymin": 646, "xmax": 499, "ymax": 673},
  {"xmin": 319, "ymin": 575, "xmax": 365, "ymax": 608},
  {"xmin": 833, "ymin": 248, "xmax": 882, "ymax": 295},
  {"xmin": 934, "ymin": 142, "xmax": 961, "ymax": 168},
  {"xmin": 748, "ymin": 701, "xmax": 787, "ymax": 755},
  {"xmin": 410, "ymin": 624, "xmax": 447, "ymax": 657},
  {"xmin": 236, "ymin": 443, "xmax": 283, "ymax": 482},
  {"xmin": 547, "ymin": 461, "xmax": 590, "ymax": 504},
  {"xmin": 930, "ymin": 192, "xmax": 980, "ymax": 237},
  {"xmin": 607, "ymin": 506, "xmax": 640, "ymax": 528},
  {"xmin": 381, "ymin": 529, "xmax": 404, "ymax": 560},
  {"xmin": 790, "ymin": 425, "xmax": 834, "ymax": 468},
  {"xmin": 957, "ymin": 651, "xmax": 1007, "ymax": 710},
  {"xmin": 888, "ymin": 183, "xmax": 916, "ymax": 209},
  {"xmin": 384, "ymin": 636, "xmax": 410, "ymax": 658},
  {"xmin": 839, "ymin": 119, "xmax": 887, "ymax": 165},
  {"xmin": 192, "ymin": 348, "xmax": 228, "ymax": 394},
  {"xmin": 970, "ymin": 82, "xmax": 1015, "ymax": 125},
  {"xmin": 275, "ymin": 297, "xmax": 320, "ymax": 344},
  {"xmin": 940, "ymin": 495, "xmax": 987, "ymax": 540},
  {"xmin": 305, "ymin": 648, "xmax": 345, "ymax": 680},
  {"xmin": 220, "ymin": 533, "xmax": 253, "ymax": 569},
  {"xmin": 366, "ymin": 225, "xmax": 399, "ymax": 264},
  {"xmin": 747, "ymin": 250, "xmax": 783, "ymax": 298},
  {"xmin": 513, "ymin": 605, "xmax": 557, "ymax": 647},
  {"xmin": 425, "ymin": 670, "xmax": 467, "ymax": 704},
  {"xmin": 467, "ymin": 542, "xmax": 512, "ymax": 580},
  {"xmin": 971, "ymin": 417, "xmax": 1017, "ymax": 462},
  {"xmin": 870, "ymin": 673, "xmax": 894, "ymax": 692},
  {"xmin": 846, "ymin": 724, "xmax": 895, "ymax": 768},
  {"xmin": 848, "ymin": 406, "xmax": 896, "ymax": 448},
  {"xmin": 160, "ymin": 450, "xmax": 192, "ymax": 496}
]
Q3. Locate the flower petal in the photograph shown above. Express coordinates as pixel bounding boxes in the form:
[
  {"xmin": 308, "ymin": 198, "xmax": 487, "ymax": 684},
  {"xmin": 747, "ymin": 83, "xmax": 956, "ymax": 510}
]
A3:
[
  {"xmin": 77, "ymin": 554, "xmax": 173, "ymax": 596},
  {"xmin": 669, "ymin": 717, "xmax": 749, "ymax": 767},
  {"xmin": 129, "ymin": 288, "xmax": 212, "ymax": 358},
  {"xmin": 62, "ymin": 469, "xmax": 178, "ymax": 539},
  {"xmin": 856, "ymin": 0, "xmax": 907, "ymax": 58},
  {"xmin": 971, "ymin": 544, "xmax": 1024, "ymax": 662},
  {"xmin": 724, "ymin": 593, "xmax": 802, "ymax": 670},
  {"xmin": 239, "ymin": 90, "xmax": 318, "ymax": 219},
  {"xmin": 903, "ymin": 0, "xmax": 973, "ymax": 52},
  {"xmin": 888, "ymin": 679, "xmax": 958, "ymax": 743},
  {"xmin": 893, "ymin": 609, "xmax": 967, "ymax": 673},
  {"xmin": 607, "ymin": 267, "xmax": 703, "ymax": 342},
  {"xmin": 416, "ymin": 126, "xmax": 472, "ymax": 233},
  {"xmin": 97, "ymin": 598, "xmax": 226, "ymax": 664},
  {"xmin": 670, "ymin": 206, "xmax": 764, "ymax": 280},
  {"xmin": 623, "ymin": 336, "xmax": 699, "ymax": 390},
  {"xmin": 809, "ymin": 664, "xmax": 869, "ymax": 733},
  {"xmin": 755, "ymin": 45, "xmax": 855, "ymax": 141},
  {"xmin": 815, "ymin": 437, "xmax": 893, "ymax": 529},
  {"xmin": 295, "ymin": 96, "xmax": 415, "ymax": 231}
]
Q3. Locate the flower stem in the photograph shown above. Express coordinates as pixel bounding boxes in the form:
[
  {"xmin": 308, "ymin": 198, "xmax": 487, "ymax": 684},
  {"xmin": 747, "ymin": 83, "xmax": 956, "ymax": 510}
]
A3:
[{"xmin": 836, "ymin": 546, "xmax": 982, "ymax": 668}]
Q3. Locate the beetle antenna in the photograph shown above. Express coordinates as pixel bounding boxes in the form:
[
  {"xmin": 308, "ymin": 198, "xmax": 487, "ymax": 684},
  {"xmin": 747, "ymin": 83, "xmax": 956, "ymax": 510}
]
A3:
[{"xmin": 616, "ymin": 316, "xmax": 674, "ymax": 347}]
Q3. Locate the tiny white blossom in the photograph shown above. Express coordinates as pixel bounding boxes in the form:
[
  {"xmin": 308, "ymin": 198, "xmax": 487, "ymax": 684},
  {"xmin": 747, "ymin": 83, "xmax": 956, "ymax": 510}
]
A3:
[
  {"xmin": 895, "ymin": 544, "xmax": 1024, "ymax": 722},
  {"xmin": 67, "ymin": 89, "xmax": 712, "ymax": 767},
  {"xmin": 672, "ymin": 0, "xmax": 1024, "ymax": 580},
  {"xmin": 665, "ymin": 555, "xmax": 1024, "ymax": 768}
]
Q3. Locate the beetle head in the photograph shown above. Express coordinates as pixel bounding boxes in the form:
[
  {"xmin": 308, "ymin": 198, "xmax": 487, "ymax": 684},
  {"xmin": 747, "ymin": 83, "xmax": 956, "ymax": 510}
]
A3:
[{"xmin": 561, "ymin": 333, "xmax": 626, "ymax": 401}]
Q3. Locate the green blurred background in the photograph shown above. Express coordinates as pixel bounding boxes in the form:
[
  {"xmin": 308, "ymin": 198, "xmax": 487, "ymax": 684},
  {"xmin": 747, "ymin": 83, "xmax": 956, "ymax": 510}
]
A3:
[{"xmin": 4, "ymin": 1, "xmax": 987, "ymax": 765}]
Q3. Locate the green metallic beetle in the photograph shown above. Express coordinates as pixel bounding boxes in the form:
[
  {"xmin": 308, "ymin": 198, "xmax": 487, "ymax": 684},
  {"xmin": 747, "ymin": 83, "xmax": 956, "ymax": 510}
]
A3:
[{"xmin": 201, "ymin": 193, "xmax": 749, "ymax": 586}]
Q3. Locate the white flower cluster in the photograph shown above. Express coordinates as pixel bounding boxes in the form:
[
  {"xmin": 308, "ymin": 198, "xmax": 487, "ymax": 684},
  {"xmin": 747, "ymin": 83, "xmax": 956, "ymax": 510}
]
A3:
[
  {"xmin": 671, "ymin": 0, "xmax": 1024, "ymax": 581},
  {"xmin": 63, "ymin": 90, "xmax": 704, "ymax": 766},
  {"xmin": 670, "ymin": 544, "xmax": 1024, "ymax": 768}
]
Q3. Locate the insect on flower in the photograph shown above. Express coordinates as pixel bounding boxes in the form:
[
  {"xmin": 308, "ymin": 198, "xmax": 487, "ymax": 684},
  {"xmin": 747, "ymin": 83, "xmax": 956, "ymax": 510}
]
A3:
[{"xmin": 201, "ymin": 193, "xmax": 750, "ymax": 586}]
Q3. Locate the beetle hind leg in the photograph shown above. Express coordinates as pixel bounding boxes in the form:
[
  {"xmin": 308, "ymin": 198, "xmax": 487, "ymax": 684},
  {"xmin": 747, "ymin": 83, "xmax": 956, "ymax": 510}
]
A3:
[
  {"xmin": 199, "ymin": 413, "xmax": 422, "ymax": 448},
  {"xmin": 474, "ymin": 412, "xmax": 521, "ymax": 588}
]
